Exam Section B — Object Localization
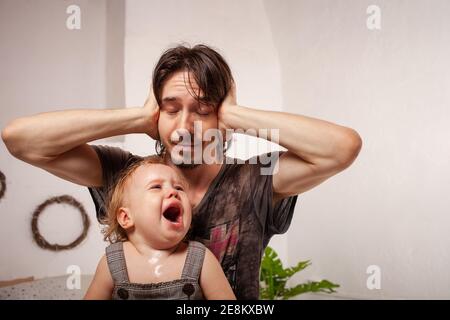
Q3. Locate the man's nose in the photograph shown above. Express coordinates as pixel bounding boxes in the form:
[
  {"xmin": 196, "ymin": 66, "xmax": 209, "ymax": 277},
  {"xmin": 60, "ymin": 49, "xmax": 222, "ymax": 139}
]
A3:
[
  {"xmin": 178, "ymin": 110, "xmax": 195, "ymax": 133},
  {"xmin": 172, "ymin": 112, "xmax": 195, "ymax": 143}
]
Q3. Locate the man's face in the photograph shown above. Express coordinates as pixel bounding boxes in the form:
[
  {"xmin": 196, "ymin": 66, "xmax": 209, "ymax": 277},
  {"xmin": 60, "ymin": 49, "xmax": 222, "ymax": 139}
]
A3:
[{"xmin": 158, "ymin": 70, "xmax": 220, "ymax": 167}]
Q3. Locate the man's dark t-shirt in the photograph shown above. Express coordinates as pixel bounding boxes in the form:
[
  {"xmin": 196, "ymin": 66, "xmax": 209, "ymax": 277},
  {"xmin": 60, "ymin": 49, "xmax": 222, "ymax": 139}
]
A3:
[{"xmin": 88, "ymin": 145, "xmax": 298, "ymax": 300}]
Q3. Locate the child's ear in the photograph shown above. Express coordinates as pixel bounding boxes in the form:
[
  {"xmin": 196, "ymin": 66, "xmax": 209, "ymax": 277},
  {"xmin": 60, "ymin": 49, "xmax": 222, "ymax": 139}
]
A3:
[{"xmin": 117, "ymin": 207, "xmax": 134, "ymax": 230}]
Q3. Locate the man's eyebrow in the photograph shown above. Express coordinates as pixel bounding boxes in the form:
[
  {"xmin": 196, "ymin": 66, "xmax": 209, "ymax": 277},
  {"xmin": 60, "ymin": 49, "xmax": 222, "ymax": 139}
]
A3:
[
  {"xmin": 161, "ymin": 95, "xmax": 207, "ymax": 103},
  {"xmin": 162, "ymin": 96, "xmax": 179, "ymax": 102}
]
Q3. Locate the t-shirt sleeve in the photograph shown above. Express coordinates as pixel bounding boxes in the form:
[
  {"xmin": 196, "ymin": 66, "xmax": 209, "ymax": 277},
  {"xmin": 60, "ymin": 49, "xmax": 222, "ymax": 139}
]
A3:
[
  {"xmin": 248, "ymin": 151, "xmax": 298, "ymax": 241},
  {"xmin": 87, "ymin": 144, "xmax": 141, "ymax": 222}
]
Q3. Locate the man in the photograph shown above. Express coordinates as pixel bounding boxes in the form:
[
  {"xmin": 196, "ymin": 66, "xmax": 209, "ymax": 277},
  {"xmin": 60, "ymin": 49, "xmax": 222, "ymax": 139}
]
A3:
[{"xmin": 2, "ymin": 44, "xmax": 362, "ymax": 299}]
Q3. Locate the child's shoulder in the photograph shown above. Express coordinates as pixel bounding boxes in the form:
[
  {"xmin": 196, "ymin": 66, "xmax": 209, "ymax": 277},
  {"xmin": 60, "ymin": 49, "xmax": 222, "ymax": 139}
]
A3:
[
  {"xmin": 176, "ymin": 241, "xmax": 205, "ymax": 263},
  {"xmin": 105, "ymin": 240, "xmax": 126, "ymax": 250},
  {"xmin": 104, "ymin": 241, "xmax": 132, "ymax": 261},
  {"xmin": 185, "ymin": 240, "xmax": 206, "ymax": 250},
  {"xmin": 120, "ymin": 240, "xmax": 132, "ymax": 251},
  {"xmin": 184, "ymin": 240, "xmax": 210, "ymax": 265}
]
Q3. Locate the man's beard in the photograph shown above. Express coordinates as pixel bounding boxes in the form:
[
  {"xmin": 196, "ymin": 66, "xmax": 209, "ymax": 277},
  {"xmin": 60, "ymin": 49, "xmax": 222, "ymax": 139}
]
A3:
[
  {"xmin": 174, "ymin": 162, "xmax": 201, "ymax": 170},
  {"xmin": 168, "ymin": 145, "xmax": 202, "ymax": 169},
  {"xmin": 167, "ymin": 140, "xmax": 224, "ymax": 169}
]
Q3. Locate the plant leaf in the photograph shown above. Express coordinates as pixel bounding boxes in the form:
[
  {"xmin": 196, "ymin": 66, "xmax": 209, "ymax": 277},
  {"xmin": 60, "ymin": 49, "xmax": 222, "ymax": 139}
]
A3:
[
  {"xmin": 282, "ymin": 280, "xmax": 340, "ymax": 299},
  {"xmin": 259, "ymin": 246, "xmax": 340, "ymax": 300}
]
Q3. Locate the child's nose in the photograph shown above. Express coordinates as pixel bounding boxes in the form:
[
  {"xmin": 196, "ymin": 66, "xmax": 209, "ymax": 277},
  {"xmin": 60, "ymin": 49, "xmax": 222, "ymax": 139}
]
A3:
[{"xmin": 167, "ymin": 188, "xmax": 180, "ymax": 199}]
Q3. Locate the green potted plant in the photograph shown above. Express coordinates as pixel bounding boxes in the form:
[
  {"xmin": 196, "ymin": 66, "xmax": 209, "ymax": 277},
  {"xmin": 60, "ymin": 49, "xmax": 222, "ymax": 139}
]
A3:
[{"xmin": 259, "ymin": 246, "xmax": 340, "ymax": 300}]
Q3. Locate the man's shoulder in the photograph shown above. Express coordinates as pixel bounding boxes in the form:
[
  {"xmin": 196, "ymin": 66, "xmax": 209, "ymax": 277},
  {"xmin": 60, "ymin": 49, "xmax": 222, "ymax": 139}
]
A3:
[
  {"xmin": 91, "ymin": 144, "xmax": 144, "ymax": 170},
  {"xmin": 220, "ymin": 152, "xmax": 283, "ymax": 181},
  {"xmin": 91, "ymin": 144, "xmax": 137, "ymax": 159}
]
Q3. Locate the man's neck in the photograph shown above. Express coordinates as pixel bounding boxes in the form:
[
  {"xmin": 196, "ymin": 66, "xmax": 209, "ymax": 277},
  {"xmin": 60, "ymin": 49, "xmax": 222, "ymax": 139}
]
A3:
[{"xmin": 163, "ymin": 154, "xmax": 223, "ymax": 191}]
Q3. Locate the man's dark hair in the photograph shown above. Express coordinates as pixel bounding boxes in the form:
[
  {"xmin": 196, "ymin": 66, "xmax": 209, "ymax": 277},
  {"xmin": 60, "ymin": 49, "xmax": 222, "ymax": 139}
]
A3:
[
  {"xmin": 152, "ymin": 43, "xmax": 234, "ymax": 108},
  {"xmin": 152, "ymin": 43, "xmax": 234, "ymax": 156}
]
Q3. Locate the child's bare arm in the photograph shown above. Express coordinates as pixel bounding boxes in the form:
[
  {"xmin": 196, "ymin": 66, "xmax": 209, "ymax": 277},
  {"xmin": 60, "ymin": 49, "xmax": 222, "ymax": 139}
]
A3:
[
  {"xmin": 199, "ymin": 248, "xmax": 236, "ymax": 300},
  {"xmin": 84, "ymin": 254, "xmax": 114, "ymax": 300}
]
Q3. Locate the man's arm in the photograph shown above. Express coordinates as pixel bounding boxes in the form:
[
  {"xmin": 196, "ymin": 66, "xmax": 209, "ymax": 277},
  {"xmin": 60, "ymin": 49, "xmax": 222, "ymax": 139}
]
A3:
[
  {"xmin": 220, "ymin": 82, "xmax": 362, "ymax": 202},
  {"xmin": 1, "ymin": 89, "xmax": 159, "ymax": 187},
  {"xmin": 84, "ymin": 255, "xmax": 114, "ymax": 300}
]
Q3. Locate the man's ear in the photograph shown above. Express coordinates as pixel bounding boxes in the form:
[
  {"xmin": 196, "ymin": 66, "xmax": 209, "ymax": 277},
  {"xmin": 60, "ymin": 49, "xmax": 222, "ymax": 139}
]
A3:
[{"xmin": 117, "ymin": 207, "xmax": 134, "ymax": 230}]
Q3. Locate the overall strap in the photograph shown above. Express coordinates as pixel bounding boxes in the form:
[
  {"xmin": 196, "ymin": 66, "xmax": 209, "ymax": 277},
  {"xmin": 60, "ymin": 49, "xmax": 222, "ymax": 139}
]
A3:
[
  {"xmin": 181, "ymin": 241, "xmax": 206, "ymax": 281},
  {"xmin": 105, "ymin": 242, "xmax": 130, "ymax": 284}
]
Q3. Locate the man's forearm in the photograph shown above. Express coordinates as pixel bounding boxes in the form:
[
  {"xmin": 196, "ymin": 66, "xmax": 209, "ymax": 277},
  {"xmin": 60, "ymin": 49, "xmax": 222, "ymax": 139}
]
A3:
[
  {"xmin": 223, "ymin": 104, "xmax": 361, "ymax": 166},
  {"xmin": 2, "ymin": 107, "xmax": 147, "ymax": 161}
]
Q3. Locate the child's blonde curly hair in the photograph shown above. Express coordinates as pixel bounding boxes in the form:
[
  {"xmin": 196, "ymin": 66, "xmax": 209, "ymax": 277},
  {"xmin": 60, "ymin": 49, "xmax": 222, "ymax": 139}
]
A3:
[{"xmin": 101, "ymin": 155, "xmax": 165, "ymax": 243}]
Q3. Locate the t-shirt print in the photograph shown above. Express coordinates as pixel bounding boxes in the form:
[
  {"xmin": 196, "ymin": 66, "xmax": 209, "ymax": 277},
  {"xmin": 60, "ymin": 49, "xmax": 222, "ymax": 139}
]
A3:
[{"xmin": 192, "ymin": 218, "xmax": 240, "ymax": 291}]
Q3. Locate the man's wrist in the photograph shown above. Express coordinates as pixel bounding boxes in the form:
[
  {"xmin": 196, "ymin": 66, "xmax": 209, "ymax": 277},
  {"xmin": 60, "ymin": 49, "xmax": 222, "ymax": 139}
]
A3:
[
  {"xmin": 221, "ymin": 104, "xmax": 246, "ymax": 131},
  {"xmin": 119, "ymin": 106, "xmax": 150, "ymax": 134}
]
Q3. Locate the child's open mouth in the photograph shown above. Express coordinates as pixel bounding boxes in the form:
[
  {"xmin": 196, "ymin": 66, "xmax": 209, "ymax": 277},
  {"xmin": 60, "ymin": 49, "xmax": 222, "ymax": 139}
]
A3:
[{"xmin": 162, "ymin": 201, "xmax": 183, "ymax": 228}]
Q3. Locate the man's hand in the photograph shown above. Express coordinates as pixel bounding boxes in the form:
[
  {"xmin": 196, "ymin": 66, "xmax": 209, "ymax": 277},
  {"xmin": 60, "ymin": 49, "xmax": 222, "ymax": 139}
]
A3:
[
  {"xmin": 218, "ymin": 81, "xmax": 238, "ymax": 132},
  {"xmin": 141, "ymin": 86, "xmax": 160, "ymax": 140}
]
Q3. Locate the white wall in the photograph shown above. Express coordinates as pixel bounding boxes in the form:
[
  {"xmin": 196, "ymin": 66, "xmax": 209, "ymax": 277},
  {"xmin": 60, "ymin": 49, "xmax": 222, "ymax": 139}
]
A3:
[
  {"xmin": 263, "ymin": 0, "xmax": 450, "ymax": 299},
  {"xmin": 0, "ymin": 0, "xmax": 124, "ymax": 280}
]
